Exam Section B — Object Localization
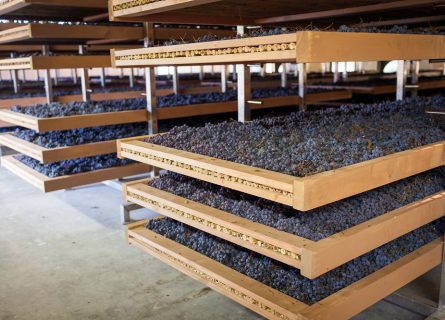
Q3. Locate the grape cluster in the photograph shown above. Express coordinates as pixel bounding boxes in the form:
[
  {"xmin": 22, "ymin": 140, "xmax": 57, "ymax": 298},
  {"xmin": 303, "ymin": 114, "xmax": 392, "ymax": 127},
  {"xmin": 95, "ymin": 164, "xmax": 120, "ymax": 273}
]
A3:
[
  {"xmin": 15, "ymin": 154, "xmax": 134, "ymax": 178},
  {"xmin": 12, "ymin": 123, "xmax": 149, "ymax": 148},
  {"xmin": 148, "ymin": 96, "xmax": 445, "ymax": 177},
  {"xmin": 148, "ymin": 169, "xmax": 445, "ymax": 241},
  {"xmin": 147, "ymin": 217, "xmax": 442, "ymax": 304}
]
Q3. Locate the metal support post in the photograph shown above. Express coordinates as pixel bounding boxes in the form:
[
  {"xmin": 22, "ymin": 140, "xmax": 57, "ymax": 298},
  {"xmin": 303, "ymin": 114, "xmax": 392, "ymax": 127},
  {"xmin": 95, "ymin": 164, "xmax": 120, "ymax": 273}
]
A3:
[
  {"xmin": 72, "ymin": 68, "xmax": 78, "ymax": 84},
  {"xmin": 232, "ymin": 64, "xmax": 237, "ymax": 81},
  {"xmin": 120, "ymin": 203, "xmax": 143, "ymax": 225},
  {"xmin": 199, "ymin": 66, "xmax": 204, "ymax": 81},
  {"xmin": 129, "ymin": 68, "xmax": 135, "ymax": 88},
  {"xmin": 21, "ymin": 70, "xmax": 26, "ymax": 83},
  {"xmin": 260, "ymin": 64, "xmax": 265, "ymax": 78},
  {"xmin": 298, "ymin": 63, "xmax": 307, "ymax": 111},
  {"xmin": 99, "ymin": 68, "xmax": 106, "ymax": 88},
  {"xmin": 281, "ymin": 63, "xmax": 287, "ymax": 88},
  {"xmin": 321, "ymin": 63, "xmax": 326, "ymax": 76},
  {"xmin": 41, "ymin": 45, "xmax": 53, "ymax": 103},
  {"xmin": 10, "ymin": 53, "xmax": 19, "ymax": 93},
  {"xmin": 332, "ymin": 62, "xmax": 339, "ymax": 83},
  {"xmin": 54, "ymin": 69, "xmax": 59, "ymax": 86},
  {"xmin": 408, "ymin": 60, "xmax": 420, "ymax": 99},
  {"xmin": 78, "ymin": 45, "xmax": 91, "ymax": 102},
  {"xmin": 143, "ymin": 22, "xmax": 157, "ymax": 134},
  {"xmin": 356, "ymin": 62, "xmax": 365, "ymax": 74},
  {"xmin": 341, "ymin": 62, "xmax": 348, "ymax": 81},
  {"xmin": 172, "ymin": 66, "xmax": 179, "ymax": 94},
  {"xmin": 396, "ymin": 60, "xmax": 407, "ymax": 101},
  {"xmin": 237, "ymin": 64, "xmax": 251, "ymax": 122},
  {"xmin": 220, "ymin": 65, "xmax": 227, "ymax": 93}
]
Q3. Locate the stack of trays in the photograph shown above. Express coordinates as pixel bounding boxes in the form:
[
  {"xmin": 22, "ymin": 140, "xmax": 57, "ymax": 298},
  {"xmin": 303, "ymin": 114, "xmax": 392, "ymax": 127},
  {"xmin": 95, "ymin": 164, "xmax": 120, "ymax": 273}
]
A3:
[
  {"xmin": 117, "ymin": 97, "xmax": 445, "ymax": 319},
  {"xmin": 0, "ymin": 100, "xmax": 152, "ymax": 192}
]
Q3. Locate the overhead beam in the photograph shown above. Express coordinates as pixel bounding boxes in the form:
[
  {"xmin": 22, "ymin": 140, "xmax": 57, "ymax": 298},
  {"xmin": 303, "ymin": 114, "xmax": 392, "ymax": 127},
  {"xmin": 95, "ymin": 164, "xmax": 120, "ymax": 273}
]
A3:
[{"xmin": 255, "ymin": 0, "xmax": 445, "ymax": 24}]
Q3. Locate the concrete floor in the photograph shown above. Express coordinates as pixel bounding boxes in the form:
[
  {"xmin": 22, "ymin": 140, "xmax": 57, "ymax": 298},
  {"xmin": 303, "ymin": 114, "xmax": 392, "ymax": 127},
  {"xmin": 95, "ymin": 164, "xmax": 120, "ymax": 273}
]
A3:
[{"xmin": 0, "ymin": 166, "xmax": 438, "ymax": 320}]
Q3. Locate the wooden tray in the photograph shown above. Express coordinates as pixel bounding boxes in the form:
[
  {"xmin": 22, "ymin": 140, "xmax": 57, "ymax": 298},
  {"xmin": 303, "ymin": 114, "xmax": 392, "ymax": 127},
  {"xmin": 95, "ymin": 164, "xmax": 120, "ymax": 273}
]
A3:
[
  {"xmin": 1, "ymin": 155, "xmax": 151, "ymax": 192},
  {"xmin": 310, "ymin": 79, "xmax": 445, "ymax": 96},
  {"xmin": 0, "ymin": 90, "xmax": 351, "ymax": 131},
  {"xmin": 0, "ymin": 0, "xmax": 107, "ymax": 19},
  {"xmin": 0, "ymin": 109, "xmax": 148, "ymax": 132},
  {"xmin": 124, "ymin": 178, "xmax": 445, "ymax": 278},
  {"xmin": 117, "ymin": 137, "xmax": 445, "ymax": 211},
  {"xmin": 0, "ymin": 86, "xmax": 225, "ymax": 109},
  {"xmin": 126, "ymin": 219, "xmax": 443, "ymax": 320},
  {"xmin": 0, "ymin": 23, "xmax": 144, "ymax": 45},
  {"xmin": 112, "ymin": 31, "xmax": 445, "ymax": 67},
  {"xmin": 0, "ymin": 55, "xmax": 111, "ymax": 70},
  {"xmin": 0, "ymin": 133, "xmax": 119, "ymax": 163}
]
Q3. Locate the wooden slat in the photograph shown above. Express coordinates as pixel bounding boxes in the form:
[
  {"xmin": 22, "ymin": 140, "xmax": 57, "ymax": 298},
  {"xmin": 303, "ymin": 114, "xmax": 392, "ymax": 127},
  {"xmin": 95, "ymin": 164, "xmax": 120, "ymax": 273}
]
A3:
[
  {"xmin": 296, "ymin": 31, "xmax": 445, "ymax": 63},
  {"xmin": 297, "ymin": 141, "xmax": 445, "ymax": 210},
  {"xmin": 0, "ymin": 109, "xmax": 148, "ymax": 132},
  {"xmin": 112, "ymin": 34, "xmax": 296, "ymax": 67},
  {"xmin": 299, "ymin": 239, "xmax": 443, "ymax": 320},
  {"xmin": 0, "ymin": 133, "xmax": 119, "ymax": 163},
  {"xmin": 118, "ymin": 139, "xmax": 296, "ymax": 206},
  {"xmin": 126, "ymin": 219, "xmax": 443, "ymax": 320},
  {"xmin": 300, "ymin": 191, "xmax": 445, "ymax": 278},
  {"xmin": 2, "ymin": 155, "xmax": 151, "ymax": 192},
  {"xmin": 0, "ymin": 55, "xmax": 111, "ymax": 70},
  {"xmin": 14, "ymin": 23, "xmax": 144, "ymax": 43}
]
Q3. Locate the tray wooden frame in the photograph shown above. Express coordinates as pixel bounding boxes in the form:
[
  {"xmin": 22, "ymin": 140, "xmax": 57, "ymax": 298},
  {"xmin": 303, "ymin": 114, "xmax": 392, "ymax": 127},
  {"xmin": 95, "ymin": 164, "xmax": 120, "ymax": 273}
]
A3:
[
  {"xmin": 1, "ymin": 155, "xmax": 151, "ymax": 192},
  {"xmin": 112, "ymin": 31, "xmax": 445, "ymax": 67},
  {"xmin": 117, "ymin": 137, "xmax": 445, "ymax": 211}
]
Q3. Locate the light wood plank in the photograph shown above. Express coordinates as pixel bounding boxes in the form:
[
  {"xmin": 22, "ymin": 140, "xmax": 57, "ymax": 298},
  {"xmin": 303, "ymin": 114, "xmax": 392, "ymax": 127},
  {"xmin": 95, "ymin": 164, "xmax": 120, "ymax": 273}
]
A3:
[{"xmin": 2, "ymin": 155, "xmax": 151, "ymax": 192}]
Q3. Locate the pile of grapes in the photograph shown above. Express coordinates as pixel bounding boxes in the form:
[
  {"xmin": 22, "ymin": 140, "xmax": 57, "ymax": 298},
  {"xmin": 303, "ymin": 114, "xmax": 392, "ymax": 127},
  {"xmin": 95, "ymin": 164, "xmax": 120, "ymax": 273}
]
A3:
[
  {"xmin": 148, "ymin": 169, "xmax": 445, "ymax": 241},
  {"xmin": 0, "ymin": 126, "xmax": 19, "ymax": 133},
  {"xmin": 148, "ymin": 96, "xmax": 445, "ymax": 177},
  {"xmin": 0, "ymin": 83, "xmax": 147, "ymax": 99},
  {"xmin": 147, "ymin": 217, "xmax": 442, "ymax": 304},
  {"xmin": 10, "ymin": 99, "xmax": 146, "ymax": 118},
  {"xmin": 12, "ymin": 123, "xmax": 149, "ymax": 148},
  {"xmin": 337, "ymin": 24, "xmax": 444, "ymax": 35},
  {"xmin": 162, "ymin": 25, "xmax": 443, "ymax": 46},
  {"xmin": 15, "ymin": 154, "xmax": 134, "ymax": 177},
  {"xmin": 9, "ymin": 87, "xmax": 321, "ymax": 118}
]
